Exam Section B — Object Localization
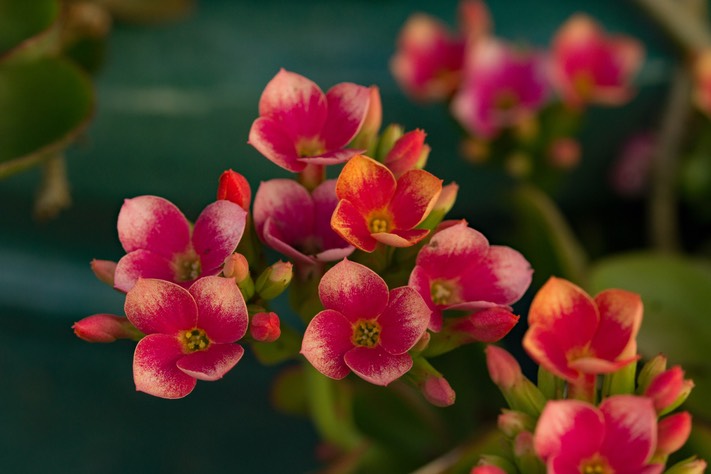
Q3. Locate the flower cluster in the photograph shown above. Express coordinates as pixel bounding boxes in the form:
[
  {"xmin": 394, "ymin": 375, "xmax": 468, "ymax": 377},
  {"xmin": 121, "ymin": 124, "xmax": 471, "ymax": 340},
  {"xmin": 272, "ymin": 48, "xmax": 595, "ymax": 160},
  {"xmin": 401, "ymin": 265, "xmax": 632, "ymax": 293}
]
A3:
[{"xmin": 474, "ymin": 278, "xmax": 704, "ymax": 474}]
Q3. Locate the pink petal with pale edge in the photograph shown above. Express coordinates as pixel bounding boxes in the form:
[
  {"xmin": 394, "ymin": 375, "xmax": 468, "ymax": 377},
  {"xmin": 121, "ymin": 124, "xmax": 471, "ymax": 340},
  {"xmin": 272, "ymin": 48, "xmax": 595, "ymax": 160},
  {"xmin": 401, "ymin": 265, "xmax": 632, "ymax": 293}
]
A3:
[
  {"xmin": 114, "ymin": 250, "xmax": 174, "ymax": 293},
  {"xmin": 523, "ymin": 326, "xmax": 579, "ymax": 381},
  {"xmin": 133, "ymin": 334, "xmax": 196, "ymax": 399},
  {"xmin": 589, "ymin": 289, "xmax": 642, "ymax": 360},
  {"xmin": 344, "ymin": 346, "xmax": 413, "ymax": 386},
  {"xmin": 189, "ymin": 276, "xmax": 248, "ymax": 344},
  {"xmin": 385, "ymin": 129, "xmax": 427, "ymax": 178},
  {"xmin": 258, "ymin": 69, "xmax": 327, "ymax": 141},
  {"xmin": 301, "ymin": 309, "xmax": 353, "ymax": 380},
  {"xmin": 312, "ymin": 180, "xmax": 354, "ymax": 255},
  {"xmin": 192, "ymin": 200, "xmax": 246, "ymax": 272},
  {"xmin": 533, "ymin": 399, "xmax": 604, "ymax": 462},
  {"xmin": 452, "ymin": 307, "xmax": 519, "ymax": 343},
  {"xmin": 569, "ymin": 355, "xmax": 638, "ymax": 374},
  {"xmin": 253, "ymin": 179, "xmax": 314, "ymax": 246},
  {"xmin": 408, "ymin": 265, "xmax": 442, "ymax": 331},
  {"xmin": 459, "ymin": 245, "xmax": 533, "ymax": 305},
  {"xmin": 336, "ymin": 155, "xmax": 396, "ymax": 215},
  {"xmin": 415, "ymin": 221, "xmax": 489, "ymax": 279},
  {"xmin": 319, "ymin": 259, "xmax": 388, "ymax": 322},
  {"xmin": 298, "ymin": 148, "xmax": 363, "ymax": 165},
  {"xmin": 378, "ymin": 287, "xmax": 430, "ymax": 354},
  {"xmin": 599, "ymin": 395, "xmax": 657, "ymax": 471},
  {"xmin": 125, "ymin": 278, "xmax": 197, "ymax": 335},
  {"xmin": 262, "ymin": 218, "xmax": 317, "ymax": 266},
  {"xmin": 527, "ymin": 277, "xmax": 599, "ymax": 352},
  {"xmin": 315, "ymin": 246, "xmax": 355, "ymax": 262},
  {"xmin": 372, "ymin": 228, "xmax": 430, "ymax": 247},
  {"xmin": 331, "ymin": 200, "xmax": 378, "ymax": 252},
  {"xmin": 117, "ymin": 195, "xmax": 190, "ymax": 257},
  {"xmin": 248, "ymin": 117, "xmax": 304, "ymax": 172},
  {"xmin": 322, "ymin": 82, "xmax": 371, "ymax": 149},
  {"xmin": 177, "ymin": 343, "xmax": 244, "ymax": 381},
  {"xmin": 389, "ymin": 169, "xmax": 442, "ymax": 229}
]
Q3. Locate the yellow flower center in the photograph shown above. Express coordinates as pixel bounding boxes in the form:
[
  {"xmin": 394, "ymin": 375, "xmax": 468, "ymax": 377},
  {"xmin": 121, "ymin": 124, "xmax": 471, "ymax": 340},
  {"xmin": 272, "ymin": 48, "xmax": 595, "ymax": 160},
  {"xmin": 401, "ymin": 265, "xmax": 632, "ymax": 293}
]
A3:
[
  {"xmin": 430, "ymin": 280, "xmax": 454, "ymax": 305},
  {"xmin": 580, "ymin": 454, "xmax": 612, "ymax": 474},
  {"xmin": 181, "ymin": 328, "xmax": 211, "ymax": 353},
  {"xmin": 352, "ymin": 319, "xmax": 381, "ymax": 348},
  {"xmin": 369, "ymin": 217, "xmax": 390, "ymax": 234},
  {"xmin": 173, "ymin": 248, "xmax": 201, "ymax": 282},
  {"xmin": 573, "ymin": 71, "xmax": 595, "ymax": 99},
  {"xmin": 296, "ymin": 137, "xmax": 325, "ymax": 157},
  {"xmin": 495, "ymin": 89, "xmax": 519, "ymax": 110}
]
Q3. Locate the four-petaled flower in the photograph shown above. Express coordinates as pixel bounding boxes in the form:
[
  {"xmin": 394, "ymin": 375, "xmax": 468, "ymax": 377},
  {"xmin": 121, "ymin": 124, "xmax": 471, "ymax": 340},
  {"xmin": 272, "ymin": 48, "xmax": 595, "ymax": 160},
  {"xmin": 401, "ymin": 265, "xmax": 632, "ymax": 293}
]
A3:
[
  {"xmin": 331, "ymin": 154, "xmax": 442, "ymax": 252},
  {"xmin": 248, "ymin": 69, "xmax": 371, "ymax": 173},
  {"xmin": 300, "ymin": 259, "xmax": 431, "ymax": 386},
  {"xmin": 522, "ymin": 277, "xmax": 642, "ymax": 393},
  {"xmin": 534, "ymin": 396, "xmax": 662, "ymax": 474},
  {"xmin": 253, "ymin": 179, "xmax": 353, "ymax": 266},
  {"xmin": 550, "ymin": 14, "xmax": 644, "ymax": 108},
  {"xmin": 113, "ymin": 195, "xmax": 246, "ymax": 293},
  {"xmin": 125, "ymin": 276, "xmax": 249, "ymax": 399},
  {"xmin": 409, "ymin": 220, "xmax": 532, "ymax": 331}
]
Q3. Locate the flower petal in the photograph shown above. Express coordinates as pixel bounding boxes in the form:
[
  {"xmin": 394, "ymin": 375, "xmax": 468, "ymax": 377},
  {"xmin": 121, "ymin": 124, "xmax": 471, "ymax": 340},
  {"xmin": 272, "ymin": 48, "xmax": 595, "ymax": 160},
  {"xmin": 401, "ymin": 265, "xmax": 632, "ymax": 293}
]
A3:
[
  {"xmin": 599, "ymin": 395, "xmax": 657, "ymax": 471},
  {"xmin": 372, "ymin": 228, "xmax": 430, "ymax": 247},
  {"xmin": 133, "ymin": 334, "xmax": 196, "ymax": 399},
  {"xmin": 125, "ymin": 278, "xmax": 197, "ymax": 335},
  {"xmin": 189, "ymin": 276, "xmax": 248, "ymax": 344},
  {"xmin": 389, "ymin": 169, "xmax": 442, "ymax": 229},
  {"xmin": 193, "ymin": 200, "xmax": 246, "ymax": 272},
  {"xmin": 258, "ymin": 69, "xmax": 327, "ymax": 141},
  {"xmin": 569, "ymin": 355, "xmax": 639, "ymax": 374},
  {"xmin": 248, "ymin": 117, "xmax": 304, "ymax": 172},
  {"xmin": 321, "ymin": 82, "xmax": 371, "ymax": 149},
  {"xmin": 117, "ymin": 195, "xmax": 190, "ymax": 257},
  {"xmin": 298, "ymin": 148, "xmax": 362, "ymax": 165},
  {"xmin": 344, "ymin": 346, "xmax": 413, "ymax": 386},
  {"xmin": 312, "ymin": 179, "xmax": 348, "ymax": 250},
  {"xmin": 253, "ymin": 179, "xmax": 314, "ymax": 247},
  {"xmin": 262, "ymin": 218, "xmax": 317, "ymax": 266},
  {"xmin": 114, "ymin": 250, "xmax": 174, "ymax": 293},
  {"xmin": 177, "ymin": 343, "xmax": 244, "ymax": 381},
  {"xmin": 378, "ymin": 287, "xmax": 430, "ymax": 354},
  {"xmin": 415, "ymin": 221, "xmax": 488, "ymax": 278},
  {"xmin": 335, "ymin": 155, "xmax": 396, "ymax": 215},
  {"xmin": 451, "ymin": 307, "xmax": 520, "ymax": 343},
  {"xmin": 533, "ymin": 399, "xmax": 604, "ymax": 462},
  {"xmin": 331, "ymin": 199, "xmax": 377, "ymax": 252},
  {"xmin": 523, "ymin": 326, "xmax": 579, "ymax": 381},
  {"xmin": 300, "ymin": 309, "xmax": 353, "ymax": 380},
  {"xmin": 318, "ymin": 259, "xmax": 388, "ymax": 322},
  {"xmin": 589, "ymin": 289, "xmax": 642, "ymax": 360},
  {"xmin": 459, "ymin": 245, "xmax": 533, "ymax": 305},
  {"xmin": 407, "ymin": 265, "xmax": 442, "ymax": 331}
]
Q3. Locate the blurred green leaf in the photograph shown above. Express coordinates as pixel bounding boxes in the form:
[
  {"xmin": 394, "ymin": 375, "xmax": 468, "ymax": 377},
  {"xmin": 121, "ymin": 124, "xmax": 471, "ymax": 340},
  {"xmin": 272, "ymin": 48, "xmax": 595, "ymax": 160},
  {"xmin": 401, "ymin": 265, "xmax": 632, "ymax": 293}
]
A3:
[
  {"xmin": 588, "ymin": 252, "xmax": 711, "ymax": 419},
  {"xmin": 0, "ymin": 0, "xmax": 59, "ymax": 56},
  {"xmin": 0, "ymin": 57, "xmax": 93, "ymax": 178}
]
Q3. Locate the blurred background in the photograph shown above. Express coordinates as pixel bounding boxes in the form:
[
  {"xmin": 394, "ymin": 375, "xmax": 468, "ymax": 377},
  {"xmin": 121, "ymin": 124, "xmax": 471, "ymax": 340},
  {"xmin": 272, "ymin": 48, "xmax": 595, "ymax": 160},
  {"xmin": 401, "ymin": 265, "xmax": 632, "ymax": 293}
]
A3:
[{"xmin": 1, "ymin": 0, "xmax": 707, "ymax": 472}]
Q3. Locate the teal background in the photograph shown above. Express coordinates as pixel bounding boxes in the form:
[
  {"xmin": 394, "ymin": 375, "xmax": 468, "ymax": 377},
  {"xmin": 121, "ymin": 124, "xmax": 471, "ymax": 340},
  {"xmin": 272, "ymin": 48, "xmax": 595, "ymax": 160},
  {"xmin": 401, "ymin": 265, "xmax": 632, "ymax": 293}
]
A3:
[{"xmin": 0, "ymin": 1, "xmax": 674, "ymax": 472}]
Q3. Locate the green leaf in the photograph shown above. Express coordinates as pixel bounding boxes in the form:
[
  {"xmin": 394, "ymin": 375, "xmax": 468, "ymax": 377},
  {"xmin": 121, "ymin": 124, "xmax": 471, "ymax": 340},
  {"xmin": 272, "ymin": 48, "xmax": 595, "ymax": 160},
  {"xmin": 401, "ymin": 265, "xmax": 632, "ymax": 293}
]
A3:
[
  {"xmin": 0, "ymin": 57, "xmax": 93, "ymax": 177},
  {"xmin": 588, "ymin": 252, "xmax": 711, "ymax": 419},
  {"xmin": 0, "ymin": 0, "xmax": 59, "ymax": 56}
]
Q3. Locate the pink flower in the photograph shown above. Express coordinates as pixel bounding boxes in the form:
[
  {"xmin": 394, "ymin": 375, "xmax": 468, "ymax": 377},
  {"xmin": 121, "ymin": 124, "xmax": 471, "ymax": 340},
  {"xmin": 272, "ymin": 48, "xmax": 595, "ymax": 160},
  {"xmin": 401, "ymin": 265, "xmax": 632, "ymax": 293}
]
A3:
[
  {"xmin": 550, "ymin": 14, "xmax": 644, "ymax": 108},
  {"xmin": 125, "ymin": 276, "xmax": 249, "ymax": 399},
  {"xmin": 451, "ymin": 39, "xmax": 548, "ymax": 138},
  {"xmin": 409, "ymin": 220, "xmax": 532, "ymax": 331},
  {"xmin": 248, "ymin": 69, "xmax": 371, "ymax": 173},
  {"xmin": 534, "ymin": 396, "xmax": 661, "ymax": 474},
  {"xmin": 114, "ymin": 195, "xmax": 246, "ymax": 293},
  {"xmin": 253, "ymin": 179, "xmax": 353, "ymax": 265},
  {"xmin": 523, "ymin": 277, "xmax": 642, "ymax": 392},
  {"xmin": 300, "ymin": 259, "xmax": 430, "ymax": 386},
  {"xmin": 331, "ymin": 154, "xmax": 442, "ymax": 252}
]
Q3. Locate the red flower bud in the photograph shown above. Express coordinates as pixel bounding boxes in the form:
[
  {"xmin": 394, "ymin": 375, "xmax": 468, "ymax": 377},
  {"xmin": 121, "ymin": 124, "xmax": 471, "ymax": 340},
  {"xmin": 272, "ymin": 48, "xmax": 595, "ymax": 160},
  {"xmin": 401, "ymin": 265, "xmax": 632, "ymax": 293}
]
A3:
[
  {"xmin": 422, "ymin": 375, "xmax": 456, "ymax": 407},
  {"xmin": 217, "ymin": 169, "xmax": 251, "ymax": 210},
  {"xmin": 250, "ymin": 312, "xmax": 281, "ymax": 342},
  {"xmin": 73, "ymin": 314, "xmax": 141, "ymax": 343}
]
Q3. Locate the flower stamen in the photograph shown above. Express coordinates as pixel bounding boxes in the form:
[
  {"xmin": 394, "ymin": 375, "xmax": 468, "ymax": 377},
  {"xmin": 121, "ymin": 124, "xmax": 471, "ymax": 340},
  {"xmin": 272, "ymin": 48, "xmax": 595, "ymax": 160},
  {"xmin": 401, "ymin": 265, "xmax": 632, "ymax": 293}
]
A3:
[
  {"xmin": 181, "ymin": 328, "xmax": 211, "ymax": 353},
  {"xmin": 352, "ymin": 320, "xmax": 381, "ymax": 348}
]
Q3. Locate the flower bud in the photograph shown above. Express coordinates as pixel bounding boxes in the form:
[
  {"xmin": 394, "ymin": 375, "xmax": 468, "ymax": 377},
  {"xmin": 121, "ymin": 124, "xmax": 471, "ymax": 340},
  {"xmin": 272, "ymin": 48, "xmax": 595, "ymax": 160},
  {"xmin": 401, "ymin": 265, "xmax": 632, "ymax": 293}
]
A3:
[
  {"xmin": 485, "ymin": 345, "xmax": 546, "ymax": 417},
  {"xmin": 656, "ymin": 412, "xmax": 692, "ymax": 458},
  {"xmin": 417, "ymin": 182, "xmax": 459, "ymax": 231},
  {"xmin": 451, "ymin": 308, "xmax": 519, "ymax": 343},
  {"xmin": 91, "ymin": 259, "xmax": 117, "ymax": 287},
  {"xmin": 637, "ymin": 354, "xmax": 668, "ymax": 394},
  {"xmin": 73, "ymin": 314, "xmax": 142, "ymax": 343},
  {"xmin": 350, "ymin": 85, "xmax": 382, "ymax": 154},
  {"xmin": 384, "ymin": 129, "xmax": 429, "ymax": 178},
  {"xmin": 422, "ymin": 375, "xmax": 456, "ymax": 407},
  {"xmin": 410, "ymin": 330, "xmax": 431, "ymax": 353},
  {"xmin": 475, "ymin": 455, "xmax": 517, "ymax": 474},
  {"xmin": 498, "ymin": 410, "xmax": 535, "ymax": 439},
  {"xmin": 513, "ymin": 431, "xmax": 545, "ymax": 474},
  {"xmin": 547, "ymin": 137, "xmax": 581, "ymax": 169},
  {"xmin": 250, "ymin": 312, "xmax": 281, "ymax": 342},
  {"xmin": 375, "ymin": 123, "xmax": 404, "ymax": 161},
  {"xmin": 471, "ymin": 466, "xmax": 507, "ymax": 474},
  {"xmin": 217, "ymin": 169, "xmax": 252, "ymax": 211},
  {"xmin": 255, "ymin": 261, "xmax": 293, "ymax": 300},
  {"xmin": 223, "ymin": 253, "xmax": 254, "ymax": 300},
  {"xmin": 664, "ymin": 457, "xmax": 707, "ymax": 474},
  {"xmin": 645, "ymin": 366, "xmax": 694, "ymax": 415}
]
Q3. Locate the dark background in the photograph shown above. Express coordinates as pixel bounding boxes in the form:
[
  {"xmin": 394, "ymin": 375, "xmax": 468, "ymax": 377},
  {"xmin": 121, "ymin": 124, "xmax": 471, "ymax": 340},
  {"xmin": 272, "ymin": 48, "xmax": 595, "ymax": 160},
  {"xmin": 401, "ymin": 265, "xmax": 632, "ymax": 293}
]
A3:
[{"xmin": 0, "ymin": 1, "xmax": 675, "ymax": 472}]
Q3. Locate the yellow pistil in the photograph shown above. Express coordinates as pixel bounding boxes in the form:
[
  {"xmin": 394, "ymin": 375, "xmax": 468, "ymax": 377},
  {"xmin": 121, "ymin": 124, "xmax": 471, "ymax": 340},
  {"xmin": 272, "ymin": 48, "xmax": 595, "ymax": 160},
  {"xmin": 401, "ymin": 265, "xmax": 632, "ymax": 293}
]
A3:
[
  {"xmin": 430, "ymin": 280, "xmax": 454, "ymax": 305},
  {"xmin": 181, "ymin": 328, "xmax": 211, "ymax": 353},
  {"xmin": 579, "ymin": 454, "xmax": 612, "ymax": 474},
  {"xmin": 369, "ymin": 217, "xmax": 389, "ymax": 234},
  {"xmin": 352, "ymin": 320, "xmax": 381, "ymax": 348}
]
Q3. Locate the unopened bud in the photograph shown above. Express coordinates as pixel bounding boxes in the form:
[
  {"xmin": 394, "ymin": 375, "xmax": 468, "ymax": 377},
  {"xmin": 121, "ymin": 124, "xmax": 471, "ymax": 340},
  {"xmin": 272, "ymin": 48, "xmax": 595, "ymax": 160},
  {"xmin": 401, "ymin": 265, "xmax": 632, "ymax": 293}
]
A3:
[
  {"xmin": 497, "ymin": 410, "xmax": 535, "ymax": 438},
  {"xmin": 485, "ymin": 345, "xmax": 546, "ymax": 417},
  {"xmin": 513, "ymin": 431, "xmax": 545, "ymax": 474},
  {"xmin": 547, "ymin": 138, "xmax": 581, "ymax": 169},
  {"xmin": 223, "ymin": 253, "xmax": 254, "ymax": 300},
  {"xmin": 375, "ymin": 123, "xmax": 404, "ymax": 161},
  {"xmin": 384, "ymin": 129, "xmax": 428, "ymax": 178},
  {"xmin": 422, "ymin": 375, "xmax": 456, "ymax": 407},
  {"xmin": 656, "ymin": 412, "xmax": 692, "ymax": 458},
  {"xmin": 475, "ymin": 455, "xmax": 517, "ymax": 473},
  {"xmin": 250, "ymin": 312, "xmax": 281, "ymax": 342},
  {"xmin": 255, "ymin": 261, "xmax": 293, "ymax": 300},
  {"xmin": 73, "ymin": 314, "xmax": 142, "ymax": 342},
  {"xmin": 664, "ymin": 457, "xmax": 707, "ymax": 474},
  {"xmin": 217, "ymin": 169, "xmax": 252, "ymax": 210},
  {"xmin": 418, "ymin": 182, "xmax": 459, "ymax": 231},
  {"xmin": 451, "ymin": 308, "xmax": 519, "ymax": 343},
  {"xmin": 645, "ymin": 366, "xmax": 694, "ymax": 415},
  {"xmin": 350, "ymin": 85, "xmax": 382, "ymax": 154},
  {"xmin": 91, "ymin": 259, "xmax": 117, "ymax": 287},
  {"xmin": 471, "ymin": 466, "xmax": 507, "ymax": 474},
  {"xmin": 637, "ymin": 354, "xmax": 668, "ymax": 394}
]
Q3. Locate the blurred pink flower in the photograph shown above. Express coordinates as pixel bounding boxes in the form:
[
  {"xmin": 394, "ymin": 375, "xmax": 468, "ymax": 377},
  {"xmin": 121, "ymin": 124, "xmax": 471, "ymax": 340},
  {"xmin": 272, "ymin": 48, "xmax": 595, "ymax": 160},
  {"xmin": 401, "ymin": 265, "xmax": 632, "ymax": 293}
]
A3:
[
  {"xmin": 125, "ymin": 277, "xmax": 249, "ymax": 399},
  {"xmin": 451, "ymin": 39, "xmax": 548, "ymax": 138},
  {"xmin": 409, "ymin": 220, "xmax": 532, "ymax": 331},
  {"xmin": 550, "ymin": 14, "xmax": 644, "ymax": 108},
  {"xmin": 248, "ymin": 69, "xmax": 371, "ymax": 173},
  {"xmin": 300, "ymin": 259, "xmax": 430, "ymax": 386},
  {"xmin": 114, "ymin": 195, "xmax": 246, "ymax": 292}
]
